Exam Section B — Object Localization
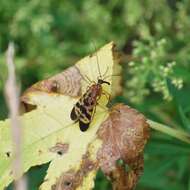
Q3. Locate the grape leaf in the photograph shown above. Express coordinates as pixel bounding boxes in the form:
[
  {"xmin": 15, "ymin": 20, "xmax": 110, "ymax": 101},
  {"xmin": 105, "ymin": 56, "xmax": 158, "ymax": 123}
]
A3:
[
  {"xmin": 0, "ymin": 42, "xmax": 118, "ymax": 189},
  {"xmin": 0, "ymin": 42, "xmax": 149, "ymax": 190}
]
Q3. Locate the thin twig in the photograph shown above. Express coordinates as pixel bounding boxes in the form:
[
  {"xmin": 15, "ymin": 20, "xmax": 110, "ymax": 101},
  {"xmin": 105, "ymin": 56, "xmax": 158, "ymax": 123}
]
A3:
[{"xmin": 5, "ymin": 42, "xmax": 27, "ymax": 190}]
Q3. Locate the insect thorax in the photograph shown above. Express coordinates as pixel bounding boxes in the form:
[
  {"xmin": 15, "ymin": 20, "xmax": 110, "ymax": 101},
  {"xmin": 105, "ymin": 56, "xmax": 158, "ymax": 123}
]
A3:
[{"xmin": 89, "ymin": 83, "xmax": 102, "ymax": 99}]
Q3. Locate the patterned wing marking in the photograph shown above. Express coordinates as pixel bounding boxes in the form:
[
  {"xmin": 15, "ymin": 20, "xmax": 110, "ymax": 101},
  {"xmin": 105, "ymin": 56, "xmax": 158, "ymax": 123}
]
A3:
[
  {"xmin": 70, "ymin": 102, "xmax": 81, "ymax": 121},
  {"xmin": 78, "ymin": 104, "xmax": 96, "ymax": 132},
  {"xmin": 70, "ymin": 107, "xmax": 78, "ymax": 121}
]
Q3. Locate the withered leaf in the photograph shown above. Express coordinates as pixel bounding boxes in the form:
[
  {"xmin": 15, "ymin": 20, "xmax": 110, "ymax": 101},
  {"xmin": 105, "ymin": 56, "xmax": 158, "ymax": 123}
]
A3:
[{"xmin": 97, "ymin": 104, "xmax": 149, "ymax": 190}]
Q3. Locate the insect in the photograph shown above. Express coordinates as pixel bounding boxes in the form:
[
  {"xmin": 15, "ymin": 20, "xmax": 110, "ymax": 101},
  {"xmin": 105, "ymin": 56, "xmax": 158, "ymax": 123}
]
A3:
[{"xmin": 70, "ymin": 50, "xmax": 111, "ymax": 132}]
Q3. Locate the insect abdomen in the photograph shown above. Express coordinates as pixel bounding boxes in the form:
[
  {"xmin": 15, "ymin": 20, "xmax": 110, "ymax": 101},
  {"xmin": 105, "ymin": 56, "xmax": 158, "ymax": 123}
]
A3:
[{"xmin": 79, "ymin": 120, "xmax": 90, "ymax": 132}]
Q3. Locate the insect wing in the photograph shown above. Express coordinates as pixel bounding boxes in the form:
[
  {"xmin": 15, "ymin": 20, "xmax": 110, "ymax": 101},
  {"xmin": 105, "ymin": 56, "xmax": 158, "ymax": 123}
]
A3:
[
  {"xmin": 78, "ymin": 103, "xmax": 96, "ymax": 132},
  {"xmin": 70, "ymin": 106, "xmax": 78, "ymax": 121},
  {"xmin": 70, "ymin": 102, "xmax": 82, "ymax": 121}
]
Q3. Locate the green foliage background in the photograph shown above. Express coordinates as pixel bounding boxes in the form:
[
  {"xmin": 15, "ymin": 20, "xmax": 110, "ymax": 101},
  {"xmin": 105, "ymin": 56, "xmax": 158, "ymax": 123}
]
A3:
[{"xmin": 0, "ymin": 0, "xmax": 190, "ymax": 189}]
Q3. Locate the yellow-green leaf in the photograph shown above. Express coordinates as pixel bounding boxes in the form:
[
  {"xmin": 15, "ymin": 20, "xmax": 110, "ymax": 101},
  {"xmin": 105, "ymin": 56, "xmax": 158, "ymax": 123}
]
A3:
[{"xmin": 0, "ymin": 42, "xmax": 120, "ymax": 190}]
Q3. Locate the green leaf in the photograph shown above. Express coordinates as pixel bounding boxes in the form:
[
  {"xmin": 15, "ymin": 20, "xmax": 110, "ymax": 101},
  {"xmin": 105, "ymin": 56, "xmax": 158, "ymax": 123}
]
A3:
[{"xmin": 178, "ymin": 105, "xmax": 190, "ymax": 130}]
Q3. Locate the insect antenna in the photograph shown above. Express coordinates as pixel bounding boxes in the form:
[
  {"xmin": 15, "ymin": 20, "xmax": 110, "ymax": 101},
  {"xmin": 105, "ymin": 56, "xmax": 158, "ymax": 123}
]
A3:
[
  {"xmin": 91, "ymin": 42, "xmax": 102, "ymax": 79},
  {"xmin": 81, "ymin": 74, "xmax": 93, "ymax": 85},
  {"xmin": 76, "ymin": 65, "xmax": 94, "ymax": 85},
  {"xmin": 101, "ymin": 66, "xmax": 109, "ymax": 79},
  {"xmin": 91, "ymin": 42, "xmax": 118, "ymax": 83}
]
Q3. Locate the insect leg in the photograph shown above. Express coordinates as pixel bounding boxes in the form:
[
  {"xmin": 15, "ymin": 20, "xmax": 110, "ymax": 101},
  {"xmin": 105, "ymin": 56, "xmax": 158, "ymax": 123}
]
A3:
[
  {"xmin": 81, "ymin": 74, "xmax": 92, "ymax": 85},
  {"xmin": 90, "ymin": 104, "xmax": 97, "ymax": 122},
  {"xmin": 102, "ymin": 90, "xmax": 111, "ymax": 102},
  {"xmin": 101, "ymin": 90, "xmax": 116, "ymax": 109},
  {"xmin": 96, "ymin": 102, "xmax": 108, "ymax": 112}
]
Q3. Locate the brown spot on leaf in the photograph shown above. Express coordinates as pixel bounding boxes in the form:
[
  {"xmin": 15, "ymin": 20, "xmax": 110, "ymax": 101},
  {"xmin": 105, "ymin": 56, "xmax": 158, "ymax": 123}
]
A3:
[
  {"xmin": 49, "ymin": 143, "xmax": 69, "ymax": 156},
  {"xmin": 9, "ymin": 170, "xmax": 13, "ymax": 176},
  {"xmin": 51, "ymin": 170, "xmax": 76, "ymax": 190},
  {"xmin": 52, "ymin": 153, "xmax": 97, "ymax": 190},
  {"xmin": 50, "ymin": 80, "xmax": 60, "ymax": 92},
  {"xmin": 81, "ymin": 153, "xmax": 98, "ymax": 175},
  {"xmin": 5, "ymin": 151, "xmax": 11, "ymax": 158},
  {"xmin": 20, "ymin": 102, "xmax": 37, "ymax": 113},
  {"xmin": 97, "ymin": 104, "xmax": 149, "ymax": 190},
  {"xmin": 21, "ymin": 66, "xmax": 82, "ymax": 107}
]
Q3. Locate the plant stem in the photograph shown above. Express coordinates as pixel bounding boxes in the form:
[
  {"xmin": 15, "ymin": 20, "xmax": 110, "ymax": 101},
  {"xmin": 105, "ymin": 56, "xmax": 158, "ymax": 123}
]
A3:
[{"xmin": 148, "ymin": 120, "xmax": 190, "ymax": 144}]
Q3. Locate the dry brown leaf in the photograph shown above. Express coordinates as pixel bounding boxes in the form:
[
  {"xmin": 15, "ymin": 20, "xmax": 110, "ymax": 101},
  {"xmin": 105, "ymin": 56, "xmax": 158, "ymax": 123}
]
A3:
[{"xmin": 97, "ymin": 104, "xmax": 150, "ymax": 190}]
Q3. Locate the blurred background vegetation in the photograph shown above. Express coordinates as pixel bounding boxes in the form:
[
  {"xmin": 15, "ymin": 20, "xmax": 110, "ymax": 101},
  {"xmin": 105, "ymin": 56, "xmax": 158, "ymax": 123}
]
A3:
[{"xmin": 0, "ymin": 0, "xmax": 190, "ymax": 189}]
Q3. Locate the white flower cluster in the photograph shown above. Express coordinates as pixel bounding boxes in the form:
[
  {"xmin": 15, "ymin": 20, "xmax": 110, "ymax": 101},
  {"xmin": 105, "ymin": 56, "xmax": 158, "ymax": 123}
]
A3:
[{"xmin": 125, "ymin": 38, "xmax": 184, "ymax": 102}]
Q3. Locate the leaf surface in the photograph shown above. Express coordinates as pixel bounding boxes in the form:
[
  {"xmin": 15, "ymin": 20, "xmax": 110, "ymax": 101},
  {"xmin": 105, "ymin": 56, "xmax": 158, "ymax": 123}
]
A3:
[
  {"xmin": 0, "ymin": 42, "xmax": 120, "ymax": 190},
  {"xmin": 0, "ymin": 42, "xmax": 149, "ymax": 190}
]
